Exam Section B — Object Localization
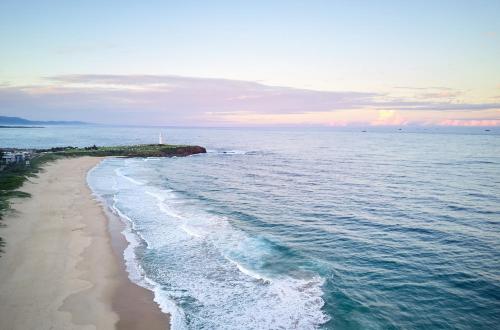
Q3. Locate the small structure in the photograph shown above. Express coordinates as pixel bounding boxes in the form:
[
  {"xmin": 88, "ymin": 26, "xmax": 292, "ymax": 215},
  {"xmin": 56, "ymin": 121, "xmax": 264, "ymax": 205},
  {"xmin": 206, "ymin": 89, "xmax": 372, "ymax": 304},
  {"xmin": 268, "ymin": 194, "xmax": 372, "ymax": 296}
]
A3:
[
  {"xmin": 1, "ymin": 151, "xmax": 32, "ymax": 166},
  {"xmin": 1, "ymin": 152, "xmax": 16, "ymax": 164},
  {"xmin": 159, "ymin": 132, "xmax": 165, "ymax": 145}
]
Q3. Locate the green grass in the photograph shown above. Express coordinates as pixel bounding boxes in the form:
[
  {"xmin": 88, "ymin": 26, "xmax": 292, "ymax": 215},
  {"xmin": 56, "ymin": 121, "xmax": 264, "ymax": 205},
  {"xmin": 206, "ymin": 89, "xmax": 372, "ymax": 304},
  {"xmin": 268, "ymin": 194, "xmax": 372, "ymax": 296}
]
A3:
[
  {"xmin": 53, "ymin": 144, "xmax": 203, "ymax": 157},
  {"xmin": 0, "ymin": 144, "xmax": 205, "ymax": 220},
  {"xmin": 0, "ymin": 153, "xmax": 61, "ymax": 219},
  {"xmin": 0, "ymin": 143, "xmax": 205, "ymax": 254},
  {"xmin": 0, "ymin": 153, "xmax": 63, "ymax": 254}
]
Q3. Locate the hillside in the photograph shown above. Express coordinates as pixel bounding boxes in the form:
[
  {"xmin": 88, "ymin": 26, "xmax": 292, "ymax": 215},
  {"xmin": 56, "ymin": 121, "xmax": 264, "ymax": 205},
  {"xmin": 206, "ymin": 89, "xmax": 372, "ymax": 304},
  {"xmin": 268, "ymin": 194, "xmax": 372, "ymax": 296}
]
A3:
[{"xmin": 0, "ymin": 116, "xmax": 88, "ymax": 126}]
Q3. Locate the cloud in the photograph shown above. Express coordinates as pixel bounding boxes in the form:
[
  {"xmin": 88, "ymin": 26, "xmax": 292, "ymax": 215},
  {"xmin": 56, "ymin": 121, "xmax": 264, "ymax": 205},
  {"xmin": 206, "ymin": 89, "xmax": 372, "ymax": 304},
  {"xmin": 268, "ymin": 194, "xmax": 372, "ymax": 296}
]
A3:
[
  {"xmin": 415, "ymin": 90, "xmax": 463, "ymax": 99},
  {"xmin": 394, "ymin": 86, "xmax": 456, "ymax": 91},
  {"xmin": 439, "ymin": 119, "xmax": 500, "ymax": 127},
  {"xmin": 45, "ymin": 74, "xmax": 380, "ymax": 114},
  {"xmin": 370, "ymin": 110, "xmax": 408, "ymax": 126},
  {"xmin": 1, "ymin": 74, "xmax": 500, "ymax": 125},
  {"xmin": 384, "ymin": 102, "xmax": 500, "ymax": 111},
  {"xmin": 0, "ymin": 75, "xmax": 380, "ymax": 124}
]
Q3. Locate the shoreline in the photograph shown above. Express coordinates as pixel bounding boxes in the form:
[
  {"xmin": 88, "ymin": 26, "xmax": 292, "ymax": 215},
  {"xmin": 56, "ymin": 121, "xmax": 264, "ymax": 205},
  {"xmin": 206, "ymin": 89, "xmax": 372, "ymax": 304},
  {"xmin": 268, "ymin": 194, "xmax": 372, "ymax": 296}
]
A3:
[
  {"xmin": 100, "ymin": 191, "xmax": 170, "ymax": 330},
  {"xmin": 0, "ymin": 157, "xmax": 169, "ymax": 330}
]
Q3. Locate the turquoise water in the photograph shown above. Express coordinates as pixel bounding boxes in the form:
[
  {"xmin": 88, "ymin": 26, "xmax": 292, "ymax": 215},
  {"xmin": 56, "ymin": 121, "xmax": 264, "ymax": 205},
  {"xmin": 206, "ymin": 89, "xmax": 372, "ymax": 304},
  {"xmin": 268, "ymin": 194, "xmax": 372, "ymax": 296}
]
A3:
[{"xmin": 2, "ymin": 126, "xmax": 500, "ymax": 329}]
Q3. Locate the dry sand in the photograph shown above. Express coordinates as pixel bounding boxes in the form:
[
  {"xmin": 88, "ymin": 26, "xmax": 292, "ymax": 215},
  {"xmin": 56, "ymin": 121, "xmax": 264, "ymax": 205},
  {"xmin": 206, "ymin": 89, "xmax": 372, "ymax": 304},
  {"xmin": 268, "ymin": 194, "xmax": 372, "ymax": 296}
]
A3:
[{"xmin": 0, "ymin": 157, "xmax": 169, "ymax": 330}]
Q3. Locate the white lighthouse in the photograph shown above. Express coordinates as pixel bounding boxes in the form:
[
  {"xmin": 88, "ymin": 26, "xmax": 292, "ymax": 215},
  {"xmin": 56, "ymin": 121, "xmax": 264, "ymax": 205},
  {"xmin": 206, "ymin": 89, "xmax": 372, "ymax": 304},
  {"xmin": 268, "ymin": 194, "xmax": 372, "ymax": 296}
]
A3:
[{"xmin": 158, "ymin": 132, "xmax": 165, "ymax": 144}]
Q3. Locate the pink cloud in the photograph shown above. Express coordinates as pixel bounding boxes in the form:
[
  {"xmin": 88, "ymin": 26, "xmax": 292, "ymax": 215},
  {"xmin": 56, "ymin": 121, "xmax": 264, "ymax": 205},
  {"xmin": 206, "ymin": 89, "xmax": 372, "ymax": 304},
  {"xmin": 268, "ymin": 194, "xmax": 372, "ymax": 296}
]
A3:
[
  {"xmin": 439, "ymin": 119, "xmax": 500, "ymax": 127},
  {"xmin": 1, "ymin": 74, "xmax": 500, "ymax": 126},
  {"xmin": 370, "ymin": 110, "xmax": 409, "ymax": 126}
]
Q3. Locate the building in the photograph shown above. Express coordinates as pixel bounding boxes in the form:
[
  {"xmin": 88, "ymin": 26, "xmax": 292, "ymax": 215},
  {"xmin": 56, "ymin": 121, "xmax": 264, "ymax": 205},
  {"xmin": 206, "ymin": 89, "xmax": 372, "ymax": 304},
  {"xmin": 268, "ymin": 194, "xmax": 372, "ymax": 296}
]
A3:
[{"xmin": 1, "ymin": 151, "xmax": 32, "ymax": 166}]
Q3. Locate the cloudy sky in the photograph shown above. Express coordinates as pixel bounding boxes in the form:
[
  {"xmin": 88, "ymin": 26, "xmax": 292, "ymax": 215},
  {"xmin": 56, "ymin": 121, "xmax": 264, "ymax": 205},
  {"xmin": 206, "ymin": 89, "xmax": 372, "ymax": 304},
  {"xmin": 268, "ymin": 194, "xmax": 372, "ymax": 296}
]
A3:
[{"xmin": 1, "ymin": 0, "xmax": 499, "ymax": 126}]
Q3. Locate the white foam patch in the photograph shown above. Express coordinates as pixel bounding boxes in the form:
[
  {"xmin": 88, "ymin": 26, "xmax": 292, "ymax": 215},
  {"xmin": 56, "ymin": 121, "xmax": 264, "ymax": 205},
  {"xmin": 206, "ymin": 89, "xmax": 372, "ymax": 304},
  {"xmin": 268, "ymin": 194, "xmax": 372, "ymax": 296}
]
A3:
[
  {"xmin": 225, "ymin": 257, "xmax": 271, "ymax": 283},
  {"xmin": 207, "ymin": 149, "xmax": 249, "ymax": 155},
  {"xmin": 145, "ymin": 190, "xmax": 168, "ymax": 201},
  {"xmin": 115, "ymin": 167, "xmax": 145, "ymax": 185},
  {"xmin": 221, "ymin": 149, "xmax": 247, "ymax": 155},
  {"xmin": 114, "ymin": 204, "xmax": 188, "ymax": 329},
  {"xmin": 88, "ymin": 158, "xmax": 329, "ymax": 330},
  {"xmin": 180, "ymin": 224, "xmax": 203, "ymax": 238},
  {"xmin": 88, "ymin": 160, "xmax": 189, "ymax": 329}
]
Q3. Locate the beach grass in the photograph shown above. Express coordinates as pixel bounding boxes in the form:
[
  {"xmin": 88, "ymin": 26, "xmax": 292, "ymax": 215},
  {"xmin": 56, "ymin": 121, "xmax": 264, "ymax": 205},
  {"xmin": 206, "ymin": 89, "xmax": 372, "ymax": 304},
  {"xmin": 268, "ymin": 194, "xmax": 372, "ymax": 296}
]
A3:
[
  {"xmin": 51, "ymin": 144, "xmax": 205, "ymax": 157},
  {"xmin": 0, "ymin": 153, "xmax": 62, "ymax": 253},
  {"xmin": 0, "ymin": 143, "xmax": 205, "ymax": 254},
  {"xmin": 0, "ymin": 153, "xmax": 60, "ymax": 221}
]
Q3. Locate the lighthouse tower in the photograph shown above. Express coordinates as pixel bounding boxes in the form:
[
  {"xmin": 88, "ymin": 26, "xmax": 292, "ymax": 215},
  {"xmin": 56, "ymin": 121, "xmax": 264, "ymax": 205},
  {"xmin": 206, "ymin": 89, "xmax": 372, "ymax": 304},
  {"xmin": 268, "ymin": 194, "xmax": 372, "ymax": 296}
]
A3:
[{"xmin": 159, "ymin": 132, "xmax": 165, "ymax": 144}]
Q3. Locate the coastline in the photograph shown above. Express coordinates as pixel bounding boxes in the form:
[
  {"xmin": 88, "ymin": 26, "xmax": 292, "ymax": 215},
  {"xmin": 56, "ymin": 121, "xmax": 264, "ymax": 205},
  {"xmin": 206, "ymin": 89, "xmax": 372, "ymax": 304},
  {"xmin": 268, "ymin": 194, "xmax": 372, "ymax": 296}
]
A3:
[{"xmin": 0, "ymin": 157, "xmax": 169, "ymax": 330}]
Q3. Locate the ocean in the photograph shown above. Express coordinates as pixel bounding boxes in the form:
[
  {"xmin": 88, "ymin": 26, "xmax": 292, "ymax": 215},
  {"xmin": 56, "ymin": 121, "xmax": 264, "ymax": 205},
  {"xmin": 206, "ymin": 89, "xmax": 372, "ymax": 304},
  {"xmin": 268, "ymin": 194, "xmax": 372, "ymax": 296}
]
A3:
[{"xmin": 2, "ymin": 126, "xmax": 500, "ymax": 329}]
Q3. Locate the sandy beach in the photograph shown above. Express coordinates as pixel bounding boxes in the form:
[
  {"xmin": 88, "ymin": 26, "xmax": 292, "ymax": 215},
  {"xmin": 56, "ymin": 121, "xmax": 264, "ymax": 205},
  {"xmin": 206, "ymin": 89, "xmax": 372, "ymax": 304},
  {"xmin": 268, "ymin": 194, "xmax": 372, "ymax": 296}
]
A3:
[{"xmin": 0, "ymin": 157, "xmax": 169, "ymax": 330}]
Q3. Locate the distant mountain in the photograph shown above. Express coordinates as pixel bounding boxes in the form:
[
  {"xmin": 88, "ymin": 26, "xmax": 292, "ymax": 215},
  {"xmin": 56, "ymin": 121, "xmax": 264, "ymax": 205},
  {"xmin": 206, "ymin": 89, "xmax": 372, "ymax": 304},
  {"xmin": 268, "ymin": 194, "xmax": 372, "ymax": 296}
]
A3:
[{"xmin": 0, "ymin": 116, "xmax": 89, "ymax": 125}]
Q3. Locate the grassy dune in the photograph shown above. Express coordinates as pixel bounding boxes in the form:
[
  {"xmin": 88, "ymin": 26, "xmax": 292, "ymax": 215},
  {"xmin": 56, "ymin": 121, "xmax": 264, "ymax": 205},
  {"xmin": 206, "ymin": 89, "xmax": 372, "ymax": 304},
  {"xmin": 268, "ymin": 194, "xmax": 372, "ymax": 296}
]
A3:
[{"xmin": 0, "ymin": 143, "xmax": 206, "ymax": 253}]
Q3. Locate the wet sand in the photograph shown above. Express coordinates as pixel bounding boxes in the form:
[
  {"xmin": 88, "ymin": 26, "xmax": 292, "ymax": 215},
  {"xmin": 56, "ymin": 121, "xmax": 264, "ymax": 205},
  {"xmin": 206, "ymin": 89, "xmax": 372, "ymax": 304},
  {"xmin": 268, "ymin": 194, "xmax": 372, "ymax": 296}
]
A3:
[{"xmin": 0, "ymin": 157, "xmax": 169, "ymax": 330}]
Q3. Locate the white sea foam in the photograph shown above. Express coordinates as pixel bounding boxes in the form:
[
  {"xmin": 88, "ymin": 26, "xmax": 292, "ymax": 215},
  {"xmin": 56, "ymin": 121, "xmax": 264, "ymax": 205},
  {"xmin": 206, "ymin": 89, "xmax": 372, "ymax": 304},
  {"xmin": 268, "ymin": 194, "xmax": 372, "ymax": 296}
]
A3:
[
  {"xmin": 146, "ymin": 190, "xmax": 185, "ymax": 220},
  {"xmin": 207, "ymin": 149, "xmax": 249, "ymax": 155},
  {"xmin": 114, "ymin": 206, "xmax": 188, "ymax": 329},
  {"xmin": 145, "ymin": 190, "xmax": 165, "ymax": 201},
  {"xmin": 221, "ymin": 149, "xmax": 247, "ymax": 155},
  {"xmin": 115, "ymin": 167, "xmax": 145, "ymax": 185},
  {"xmin": 88, "ymin": 158, "xmax": 329, "ymax": 329},
  {"xmin": 179, "ymin": 224, "xmax": 203, "ymax": 238},
  {"xmin": 225, "ymin": 256, "xmax": 271, "ymax": 283}
]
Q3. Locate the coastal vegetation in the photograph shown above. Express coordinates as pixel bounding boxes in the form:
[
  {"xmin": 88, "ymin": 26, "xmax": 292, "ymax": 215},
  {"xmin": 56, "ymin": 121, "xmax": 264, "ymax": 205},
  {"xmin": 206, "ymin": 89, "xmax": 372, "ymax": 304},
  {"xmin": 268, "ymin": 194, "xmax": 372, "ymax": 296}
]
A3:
[
  {"xmin": 1, "ymin": 152, "xmax": 60, "ymax": 213},
  {"xmin": 0, "ymin": 152, "xmax": 60, "ymax": 253},
  {"xmin": 0, "ymin": 144, "xmax": 206, "ymax": 253},
  {"xmin": 45, "ymin": 144, "xmax": 206, "ymax": 157}
]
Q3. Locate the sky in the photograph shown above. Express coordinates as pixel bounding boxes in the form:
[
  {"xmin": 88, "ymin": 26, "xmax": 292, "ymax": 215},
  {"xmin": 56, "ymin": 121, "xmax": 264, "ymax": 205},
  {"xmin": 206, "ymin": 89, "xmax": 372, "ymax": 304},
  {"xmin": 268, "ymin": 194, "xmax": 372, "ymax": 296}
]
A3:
[{"xmin": 0, "ymin": 0, "xmax": 499, "ymax": 126}]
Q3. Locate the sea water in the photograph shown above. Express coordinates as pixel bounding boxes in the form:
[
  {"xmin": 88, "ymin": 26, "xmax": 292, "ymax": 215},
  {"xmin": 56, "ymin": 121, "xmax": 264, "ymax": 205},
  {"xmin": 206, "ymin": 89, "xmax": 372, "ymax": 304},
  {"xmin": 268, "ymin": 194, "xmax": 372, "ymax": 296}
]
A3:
[{"xmin": 2, "ymin": 126, "xmax": 500, "ymax": 329}]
